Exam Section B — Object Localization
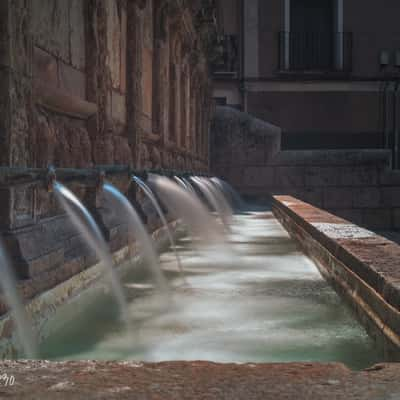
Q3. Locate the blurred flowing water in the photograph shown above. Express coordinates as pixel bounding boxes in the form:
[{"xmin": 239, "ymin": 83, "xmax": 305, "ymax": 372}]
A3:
[
  {"xmin": 0, "ymin": 244, "xmax": 37, "ymax": 358},
  {"xmin": 133, "ymin": 176, "xmax": 185, "ymax": 282},
  {"xmin": 39, "ymin": 210, "xmax": 381, "ymax": 370},
  {"xmin": 54, "ymin": 182, "xmax": 128, "ymax": 321},
  {"xmin": 103, "ymin": 183, "xmax": 170, "ymax": 296},
  {"xmin": 190, "ymin": 177, "xmax": 231, "ymax": 230},
  {"xmin": 148, "ymin": 175, "xmax": 226, "ymax": 246}
]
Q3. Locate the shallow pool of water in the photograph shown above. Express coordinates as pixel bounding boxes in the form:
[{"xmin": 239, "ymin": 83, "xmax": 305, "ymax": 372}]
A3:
[{"xmin": 39, "ymin": 212, "xmax": 381, "ymax": 369}]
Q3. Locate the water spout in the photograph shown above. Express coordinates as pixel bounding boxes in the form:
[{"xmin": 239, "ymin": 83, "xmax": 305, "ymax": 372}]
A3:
[
  {"xmin": 133, "ymin": 176, "xmax": 185, "ymax": 283},
  {"xmin": 211, "ymin": 177, "xmax": 245, "ymax": 211},
  {"xmin": 102, "ymin": 183, "xmax": 170, "ymax": 296},
  {"xmin": 190, "ymin": 177, "xmax": 231, "ymax": 232},
  {"xmin": 201, "ymin": 177, "xmax": 233, "ymax": 220},
  {"xmin": 190, "ymin": 177, "xmax": 219, "ymax": 211},
  {"xmin": 54, "ymin": 182, "xmax": 128, "ymax": 320},
  {"xmin": 181, "ymin": 177, "xmax": 197, "ymax": 195},
  {"xmin": 0, "ymin": 244, "xmax": 37, "ymax": 358},
  {"xmin": 174, "ymin": 176, "xmax": 189, "ymax": 190},
  {"xmin": 148, "ymin": 174, "xmax": 225, "ymax": 246}
]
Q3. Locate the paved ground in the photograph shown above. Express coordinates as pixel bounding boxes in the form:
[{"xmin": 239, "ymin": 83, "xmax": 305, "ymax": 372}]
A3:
[{"xmin": 0, "ymin": 361, "xmax": 399, "ymax": 399}]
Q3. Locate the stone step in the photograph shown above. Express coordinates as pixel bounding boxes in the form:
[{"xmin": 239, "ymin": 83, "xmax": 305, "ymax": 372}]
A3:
[{"xmin": 270, "ymin": 149, "xmax": 391, "ymax": 167}]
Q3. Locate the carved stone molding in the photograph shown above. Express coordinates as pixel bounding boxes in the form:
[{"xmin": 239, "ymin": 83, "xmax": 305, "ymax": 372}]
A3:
[{"xmin": 34, "ymin": 80, "xmax": 97, "ymax": 120}]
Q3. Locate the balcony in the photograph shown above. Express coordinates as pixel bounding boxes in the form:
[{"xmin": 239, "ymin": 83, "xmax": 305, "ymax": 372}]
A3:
[
  {"xmin": 278, "ymin": 32, "xmax": 352, "ymax": 75},
  {"xmin": 212, "ymin": 34, "xmax": 239, "ymax": 78}
]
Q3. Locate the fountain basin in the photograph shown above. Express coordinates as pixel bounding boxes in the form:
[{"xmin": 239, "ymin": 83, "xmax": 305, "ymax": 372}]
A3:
[
  {"xmin": 0, "ymin": 194, "xmax": 392, "ymax": 370},
  {"xmin": 34, "ymin": 211, "xmax": 382, "ymax": 369}
]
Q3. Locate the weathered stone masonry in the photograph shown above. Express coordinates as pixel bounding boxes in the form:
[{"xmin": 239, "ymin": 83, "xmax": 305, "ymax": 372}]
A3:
[
  {"xmin": 0, "ymin": 0, "xmax": 212, "ymax": 169},
  {"xmin": 0, "ymin": 0, "xmax": 215, "ymax": 318},
  {"xmin": 211, "ymin": 106, "xmax": 400, "ymax": 231},
  {"xmin": 272, "ymin": 195, "xmax": 400, "ymax": 359}
]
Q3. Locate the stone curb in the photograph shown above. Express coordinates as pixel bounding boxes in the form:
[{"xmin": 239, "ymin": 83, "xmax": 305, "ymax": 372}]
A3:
[{"xmin": 272, "ymin": 195, "xmax": 400, "ymax": 359}]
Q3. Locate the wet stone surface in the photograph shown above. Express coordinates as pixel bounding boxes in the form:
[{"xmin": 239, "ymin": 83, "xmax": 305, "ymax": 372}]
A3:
[
  {"xmin": 276, "ymin": 196, "xmax": 400, "ymax": 296},
  {"xmin": 311, "ymin": 223, "xmax": 375, "ymax": 239},
  {"xmin": 272, "ymin": 195, "xmax": 400, "ymax": 356},
  {"xmin": 0, "ymin": 360, "xmax": 400, "ymax": 399}
]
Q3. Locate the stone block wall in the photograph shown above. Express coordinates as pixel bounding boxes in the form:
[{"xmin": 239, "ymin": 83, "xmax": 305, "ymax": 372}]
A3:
[
  {"xmin": 0, "ymin": 0, "xmax": 213, "ymax": 170},
  {"xmin": 0, "ymin": 0, "xmax": 217, "ymax": 318},
  {"xmin": 211, "ymin": 106, "xmax": 400, "ymax": 231},
  {"xmin": 0, "ymin": 169, "xmax": 174, "ymax": 318}
]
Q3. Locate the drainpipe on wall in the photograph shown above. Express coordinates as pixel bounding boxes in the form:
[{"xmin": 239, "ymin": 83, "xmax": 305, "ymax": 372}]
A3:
[
  {"xmin": 393, "ymin": 80, "xmax": 400, "ymax": 169},
  {"xmin": 382, "ymin": 81, "xmax": 389, "ymax": 149},
  {"xmin": 382, "ymin": 80, "xmax": 395, "ymax": 169},
  {"xmin": 239, "ymin": 0, "xmax": 246, "ymax": 112}
]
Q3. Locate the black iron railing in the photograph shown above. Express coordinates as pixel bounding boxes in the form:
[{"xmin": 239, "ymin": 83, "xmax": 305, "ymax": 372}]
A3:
[{"xmin": 278, "ymin": 32, "xmax": 352, "ymax": 72}]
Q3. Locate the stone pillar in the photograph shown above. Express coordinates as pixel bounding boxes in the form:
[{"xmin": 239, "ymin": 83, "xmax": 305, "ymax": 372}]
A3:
[
  {"xmin": 159, "ymin": 38, "xmax": 170, "ymax": 149},
  {"xmin": 152, "ymin": 67, "xmax": 161, "ymax": 135},
  {"xmin": 0, "ymin": 0, "xmax": 33, "ymax": 167},
  {"xmin": 86, "ymin": 0, "xmax": 113, "ymax": 164},
  {"xmin": 180, "ymin": 64, "xmax": 189, "ymax": 149},
  {"xmin": 190, "ymin": 86, "xmax": 197, "ymax": 157},
  {"xmin": 196, "ymin": 87, "xmax": 203, "ymax": 160},
  {"xmin": 168, "ymin": 31, "xmax": 182, "ymax": 145},
  {"xmin": 205, "ymin": 84, "xmax": 213, "ymax": 167},
  {"xmin": 105, "ymin": 0, "xmax": 131, "ymax": 166},
  {"xmin": 127, "ymin": 1, "xmax": 145, "ymax": 168},
  {"xmin": 168, "ymin": 54, "xmax": 177, "ymax": 143},
  {"xmin": 0, "ymin": 0, "xmax": 11, "ymax": 166},
  {"xmin": 152, "ymin": 0, "xmax": 170, "ymax": 150}
]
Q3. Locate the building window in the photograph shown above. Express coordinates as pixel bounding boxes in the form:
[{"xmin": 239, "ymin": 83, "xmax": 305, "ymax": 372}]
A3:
[
  {"xmin": 291, "ymin": 0, "xmax": 334, "ymax": 70},
  {"xmin": 280, "ymin": 0, "xmax": 351, "ymax": 72}
]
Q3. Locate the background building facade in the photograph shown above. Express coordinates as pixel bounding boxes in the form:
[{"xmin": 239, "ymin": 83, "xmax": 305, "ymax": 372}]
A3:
[
  {"xmin": 211, "ymin": 0, "xmax": 400, "ymax": 231},
  {"xmin": 213, "ymin": 0, "xmax": 400, "ymax": 157}
]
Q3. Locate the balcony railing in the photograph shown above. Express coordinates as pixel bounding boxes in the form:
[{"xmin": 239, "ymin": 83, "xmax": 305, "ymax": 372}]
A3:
[
  {"xmin": 278, "ymin": 32, "xmax": 352, "ymax": 73},
  {"xmin": 212, "ymin": 34, "xmax": 239, "ymax": 76}
]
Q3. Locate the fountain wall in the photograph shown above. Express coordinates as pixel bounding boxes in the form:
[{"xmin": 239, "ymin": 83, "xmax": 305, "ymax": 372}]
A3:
[
  {"xmin": 0, "ymin": 0, "xmax": 216, "ymax": 347},
  {"xmin": 0, "ymin": 0, "xmax": 213, "ymax": 170}
]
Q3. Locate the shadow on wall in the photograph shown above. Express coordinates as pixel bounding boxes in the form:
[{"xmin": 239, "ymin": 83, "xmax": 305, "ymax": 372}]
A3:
[
  {"xmin": 211, "ymin": 105, "xmax": 282, "ymax": 192},
  {"xmin": 211, "ymin": 105, "xmax": 282, "ymax": 177},
  {"xmin": 210, "ymin": 106, "xmax": 400, "ymax": 231}
]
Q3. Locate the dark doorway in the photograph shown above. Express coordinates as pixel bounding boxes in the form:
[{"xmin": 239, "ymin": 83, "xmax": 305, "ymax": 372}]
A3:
[{"xmin": 290, "ymin": 0, "xmax": 334, "ymax": 70}]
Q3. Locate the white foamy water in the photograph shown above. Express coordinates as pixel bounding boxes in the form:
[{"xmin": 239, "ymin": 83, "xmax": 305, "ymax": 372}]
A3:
[{"xmin": 39, "ymin": 211, "xmax": 381, "ymax": 369}]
